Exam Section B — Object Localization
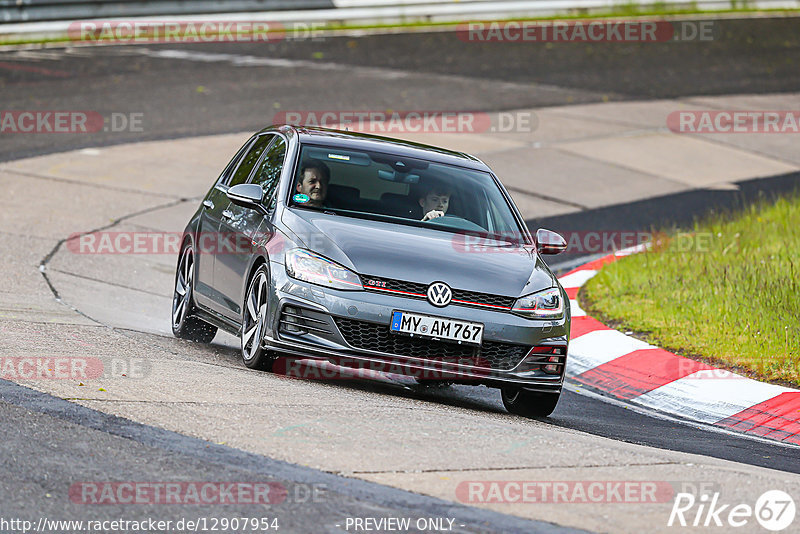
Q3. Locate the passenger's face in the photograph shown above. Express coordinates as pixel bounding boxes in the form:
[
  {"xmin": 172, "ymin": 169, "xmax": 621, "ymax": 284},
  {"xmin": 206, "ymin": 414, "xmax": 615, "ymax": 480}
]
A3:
[
  {"xmin": 297, "ymin": 169, "xmax": 327, "ymax": 206},
  {"xmin": 419, "ymin": 191, "xmax": 450, "ymax": 214}
]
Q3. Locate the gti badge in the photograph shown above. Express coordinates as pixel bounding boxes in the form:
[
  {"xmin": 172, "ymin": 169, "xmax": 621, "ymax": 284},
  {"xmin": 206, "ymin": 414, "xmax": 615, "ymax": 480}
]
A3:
[{"xmin": 427, "ymin": 282, "xmax": 452, "ymax": 307}]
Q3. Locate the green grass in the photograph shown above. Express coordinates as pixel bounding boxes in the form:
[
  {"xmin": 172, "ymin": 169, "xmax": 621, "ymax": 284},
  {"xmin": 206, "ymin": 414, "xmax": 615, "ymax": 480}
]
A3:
[{"xmin": 580, "ymin": 192, "xmax": 800, "ymax": 387}]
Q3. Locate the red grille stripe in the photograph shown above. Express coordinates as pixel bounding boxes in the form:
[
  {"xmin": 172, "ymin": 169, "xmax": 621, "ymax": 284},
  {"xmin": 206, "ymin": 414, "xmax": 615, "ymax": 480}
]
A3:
[
  {"xmin": 366, "ymin": 286, "xmax": 425, "ymax": 298},
  {"xmin": 365, "ymin": 286, "xmax": 512, "ymax": 310},
  {"xmin": 451, "ymin": 298, "xmax": 510, "ymax": 310}
]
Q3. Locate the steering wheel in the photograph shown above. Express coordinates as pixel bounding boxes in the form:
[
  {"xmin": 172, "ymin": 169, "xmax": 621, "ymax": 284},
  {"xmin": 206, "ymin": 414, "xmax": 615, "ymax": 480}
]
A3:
[
  {"xmin": 424, "ymin": 214, "xmax": 462, "ymax": 225},
  {"xmin": 424, "ymin": 214, "xmax": 487, "ymax": 233}
]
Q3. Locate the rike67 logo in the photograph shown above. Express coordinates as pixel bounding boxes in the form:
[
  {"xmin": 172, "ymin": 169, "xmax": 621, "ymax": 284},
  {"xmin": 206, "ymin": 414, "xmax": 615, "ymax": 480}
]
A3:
[{"xmin": 669, "ymin": 490, "xmax": 795, "ymax": 531}]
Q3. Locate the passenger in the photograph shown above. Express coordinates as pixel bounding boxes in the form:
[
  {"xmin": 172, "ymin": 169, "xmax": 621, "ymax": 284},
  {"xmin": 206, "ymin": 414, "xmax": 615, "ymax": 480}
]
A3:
[
  {"xmin": 417, "ymin": 181, "xmax": 453, "ymax": 221},
  {"xmin": 295, "ymin": 159, "xmax": 330, "ymax": 208}
]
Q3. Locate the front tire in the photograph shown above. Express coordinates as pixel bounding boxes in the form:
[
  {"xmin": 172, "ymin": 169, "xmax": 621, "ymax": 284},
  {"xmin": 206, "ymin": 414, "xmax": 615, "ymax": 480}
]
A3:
[
  {"xmin": 240, "ymin": 264, "xmax": 275, "ymax": 371},
  {"xmin": 172, "ymin": 244, "xmax": 217, "ymax": 343},
  {"xmin": 501, "ymin": 388, "xmax": 560, "ymax": 418}
]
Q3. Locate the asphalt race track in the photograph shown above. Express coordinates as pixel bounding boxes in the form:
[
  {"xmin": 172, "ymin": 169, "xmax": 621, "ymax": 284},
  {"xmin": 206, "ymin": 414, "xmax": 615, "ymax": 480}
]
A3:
[
  {"xmin": 1, "ymin": 15, "xmax": 799, "ymax": 534},
  {"xmin": 2, "ymin": 17, "xmax": 799, "ymax": 163}
]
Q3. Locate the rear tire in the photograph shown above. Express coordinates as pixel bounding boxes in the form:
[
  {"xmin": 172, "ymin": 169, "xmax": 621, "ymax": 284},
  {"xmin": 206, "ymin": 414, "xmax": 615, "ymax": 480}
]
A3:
[
  {"xmin": 501, "ymin": 388, "xmax": 560, "ymax": 418},
  {"xmin": 240, "ymin": 264, "xmax": 275, "ymax": 371},
  {"xmin": 172, "ymin": 244, "xmax": 217, "ymax": 343}
]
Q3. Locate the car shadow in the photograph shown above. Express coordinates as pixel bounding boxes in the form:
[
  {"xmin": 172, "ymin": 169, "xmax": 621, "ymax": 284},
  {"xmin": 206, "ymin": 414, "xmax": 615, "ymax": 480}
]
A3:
[{"xmin": 200, "ymin": 338, "xmax": 508, "ymax": 414}]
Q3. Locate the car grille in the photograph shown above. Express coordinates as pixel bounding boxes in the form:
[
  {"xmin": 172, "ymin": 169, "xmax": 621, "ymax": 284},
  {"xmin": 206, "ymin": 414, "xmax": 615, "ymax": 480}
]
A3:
[
  {"xmin": 361, "ymin": 275, "xmax": 516, "ymax": 311},
  {"xmin": 333, "ymin": 317, "xmax": 530, "ymax": 371}
]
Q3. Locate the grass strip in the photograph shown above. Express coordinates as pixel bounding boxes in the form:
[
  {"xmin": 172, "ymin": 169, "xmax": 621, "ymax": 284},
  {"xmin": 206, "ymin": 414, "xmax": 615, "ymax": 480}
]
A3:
[{"xmin": 580, "ymin": 191, "xmax": 800, "ymax": 387}]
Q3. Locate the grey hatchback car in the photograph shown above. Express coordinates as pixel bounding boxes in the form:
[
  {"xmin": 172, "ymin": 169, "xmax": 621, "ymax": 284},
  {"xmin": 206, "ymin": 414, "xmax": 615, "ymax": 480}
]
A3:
[{"xmin": 172, "ymin": 125, "xmax": 570, "ymax": 417}]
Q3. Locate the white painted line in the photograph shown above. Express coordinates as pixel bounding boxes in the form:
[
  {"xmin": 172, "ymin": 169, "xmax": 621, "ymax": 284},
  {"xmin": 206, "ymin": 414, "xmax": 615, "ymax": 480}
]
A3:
[
  {"xmin": 127, "ymin": 48, "xmax": 544, "ymax": 90},
  {"xmin": 569, "ymin": 299, "xmax": 586, "ymax": 317},
  {"xmin": 567, "ymin": 329, "xmax": 653, "ymax": 376},
  {"xmin": 558, "ymin": 269, "xmax": 597, "ymax": 288},
  {"xmin": 634, "ymin": 371, "xmax": 795, "ymax": 424},
  {"xmin": 564, "ymin": 380, "xmax": 800, "ymax": 450}
]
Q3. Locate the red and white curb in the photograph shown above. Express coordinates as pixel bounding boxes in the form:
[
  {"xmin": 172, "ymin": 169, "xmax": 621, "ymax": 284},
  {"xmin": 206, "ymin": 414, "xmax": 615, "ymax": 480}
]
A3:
[{"xmin": 560, "ymin": 246, "xmax": 800, "ymax": 447}]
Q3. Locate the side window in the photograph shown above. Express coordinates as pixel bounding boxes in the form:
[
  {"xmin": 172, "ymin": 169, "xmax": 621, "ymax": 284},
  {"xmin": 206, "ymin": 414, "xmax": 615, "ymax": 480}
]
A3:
[
  {"xmin": 218, "ymin": 137, "xmax": 255, "ymax": 185},
  {"xmin": 487, "ymin": 192, "xmax": 517, "ymax": 235},
  {"xmin": 228, "ymin": 134, "xmax": 273, "ymax": 187},
  {"xmin": 251, "ymin": 136, "xmax": 286, "ymax": 209}
]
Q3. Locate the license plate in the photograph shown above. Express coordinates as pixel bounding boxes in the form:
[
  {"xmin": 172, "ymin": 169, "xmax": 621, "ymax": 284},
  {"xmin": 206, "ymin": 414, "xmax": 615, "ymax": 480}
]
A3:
[{"xmin": 389, "ymin": 311, "xmax": 483, "ymax": 346}]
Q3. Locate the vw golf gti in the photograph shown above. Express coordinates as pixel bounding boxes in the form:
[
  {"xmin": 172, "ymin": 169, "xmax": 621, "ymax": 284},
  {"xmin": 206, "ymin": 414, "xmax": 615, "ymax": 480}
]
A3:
[{"xmin": 172, "ymin": 125, "xmax": 570, "ymax": 416}]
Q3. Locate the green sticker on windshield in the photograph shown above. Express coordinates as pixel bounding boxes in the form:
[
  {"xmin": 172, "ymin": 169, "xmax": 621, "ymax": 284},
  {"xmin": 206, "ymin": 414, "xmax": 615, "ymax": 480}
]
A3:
[{"xmin": 293, "ymin": 194, "xmax": 310, "ymax": 204}]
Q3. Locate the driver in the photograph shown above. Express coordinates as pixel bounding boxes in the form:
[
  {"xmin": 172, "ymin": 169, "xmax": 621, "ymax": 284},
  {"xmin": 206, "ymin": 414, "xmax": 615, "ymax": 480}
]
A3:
[
  {"xmin": 295, "ymin": 159, "xmax": 330, "ymax": 208},
  {"xmin": 418, "ymin": 181, "xmax": 453, "ymax": 221}
]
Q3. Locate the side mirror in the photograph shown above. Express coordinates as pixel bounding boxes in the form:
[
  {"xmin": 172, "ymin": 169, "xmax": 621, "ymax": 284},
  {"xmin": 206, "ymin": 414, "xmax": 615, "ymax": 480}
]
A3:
[
  {"xmin": 227, "ymin": 184, "xmax": 266, "ymax": 213},
  {"xmin": 535, "ymin": 228, "xmax": 567, "ymax": 255}
]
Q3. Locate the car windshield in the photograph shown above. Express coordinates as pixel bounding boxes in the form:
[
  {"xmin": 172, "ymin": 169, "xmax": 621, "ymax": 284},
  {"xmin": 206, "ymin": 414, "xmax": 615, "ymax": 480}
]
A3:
[{"xmin": 289, "ymin": 144, "xmax": 526, "ymax": 242}]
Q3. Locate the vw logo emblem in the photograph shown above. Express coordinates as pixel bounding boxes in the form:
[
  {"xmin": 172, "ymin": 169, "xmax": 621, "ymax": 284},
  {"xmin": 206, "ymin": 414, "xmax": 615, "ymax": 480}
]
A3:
[{"xmin": 427, "ymin": 282, "xmax": 452, "ymax": 307}]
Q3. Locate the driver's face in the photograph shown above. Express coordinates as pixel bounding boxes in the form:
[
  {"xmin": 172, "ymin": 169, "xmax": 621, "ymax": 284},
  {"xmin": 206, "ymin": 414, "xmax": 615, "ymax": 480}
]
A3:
[
  {"xmin": 419, "ymin": 191, "xmax": 450, "ymax": 214},
  {"xmin": 296, "ymin": 169, "xmax": 328, "ymax": 207}
]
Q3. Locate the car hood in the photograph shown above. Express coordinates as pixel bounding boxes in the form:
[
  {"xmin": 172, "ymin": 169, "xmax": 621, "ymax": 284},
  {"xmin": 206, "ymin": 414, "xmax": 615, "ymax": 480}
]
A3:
[{"xmin": 281, "ymin": 209, "xmax": 556, "ymax": 297}]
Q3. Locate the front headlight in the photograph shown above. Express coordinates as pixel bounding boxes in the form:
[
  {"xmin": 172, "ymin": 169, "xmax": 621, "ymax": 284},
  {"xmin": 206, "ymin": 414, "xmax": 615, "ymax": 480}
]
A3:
[
  {"xmin": 512, "ymin": 287, "xmax": 563, "ymax": 319},
  {"xmin": 285, "ymin": 249, "xmax": 363, "ymax": 291}
]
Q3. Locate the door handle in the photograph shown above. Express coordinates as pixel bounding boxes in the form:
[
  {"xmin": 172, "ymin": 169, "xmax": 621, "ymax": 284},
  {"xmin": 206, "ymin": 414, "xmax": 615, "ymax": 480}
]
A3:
[
  {"xmin": 202, "ymin": 200, "xmax": 214, "ymax": 210},
  {"xmin": 222, "ymin": 210, "xmax": 234, "ymax": 219}
]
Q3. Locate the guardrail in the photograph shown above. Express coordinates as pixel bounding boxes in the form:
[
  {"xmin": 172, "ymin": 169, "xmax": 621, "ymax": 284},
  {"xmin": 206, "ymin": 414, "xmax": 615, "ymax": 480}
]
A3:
[
  {"xmin": 1, "ymin": 0, "xmax": 797, "ymax": 39},
  {"xmin": 0, "ymin": 1, "xmax": 335, "ymax": 23},
  {"xmin": 5, "ymin": 0, "xmax": 798, "ymax": 25}
]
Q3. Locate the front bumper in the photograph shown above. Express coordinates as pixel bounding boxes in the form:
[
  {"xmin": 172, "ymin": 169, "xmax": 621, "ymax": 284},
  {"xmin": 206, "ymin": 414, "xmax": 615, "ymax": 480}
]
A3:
[{"xmin": 266, "ymin": 260, "xmax": 569, "ymax": 391}]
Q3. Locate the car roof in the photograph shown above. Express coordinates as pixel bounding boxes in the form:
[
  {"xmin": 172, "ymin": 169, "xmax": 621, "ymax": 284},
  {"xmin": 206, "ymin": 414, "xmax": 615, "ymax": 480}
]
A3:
[{"xmin": 261, "ymin": 124, "xmax": 490, "ymax": 171}]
